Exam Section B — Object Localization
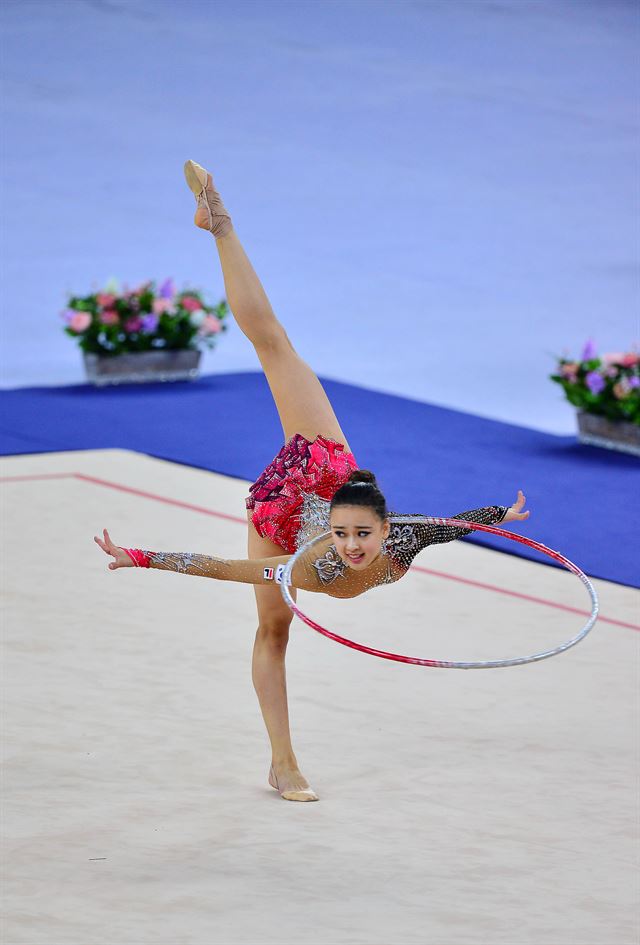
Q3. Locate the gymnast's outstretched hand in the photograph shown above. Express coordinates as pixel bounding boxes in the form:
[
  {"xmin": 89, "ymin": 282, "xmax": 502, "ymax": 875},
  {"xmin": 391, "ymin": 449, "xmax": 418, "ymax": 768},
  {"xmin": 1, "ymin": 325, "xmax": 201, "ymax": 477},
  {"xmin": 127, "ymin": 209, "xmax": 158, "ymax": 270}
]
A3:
[
  {"xmin": 94, "ymin": 528, "xmax": 134, "ymax": 569},
  {"xmin": 503, "ymin": 490, "xmax": 530, "ymax": 524}
]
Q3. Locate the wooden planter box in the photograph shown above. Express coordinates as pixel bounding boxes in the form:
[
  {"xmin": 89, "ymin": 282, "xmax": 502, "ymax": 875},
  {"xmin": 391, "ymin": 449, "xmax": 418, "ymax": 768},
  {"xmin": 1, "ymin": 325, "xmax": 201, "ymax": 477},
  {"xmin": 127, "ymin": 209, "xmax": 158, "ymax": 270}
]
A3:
[
  {"xmin": 577, "ymin": 411, "xmax": 640, "ymax": 457},
  {"xmin": 84, "ymin": 350, "xmax": 201, "ymax": 387}
]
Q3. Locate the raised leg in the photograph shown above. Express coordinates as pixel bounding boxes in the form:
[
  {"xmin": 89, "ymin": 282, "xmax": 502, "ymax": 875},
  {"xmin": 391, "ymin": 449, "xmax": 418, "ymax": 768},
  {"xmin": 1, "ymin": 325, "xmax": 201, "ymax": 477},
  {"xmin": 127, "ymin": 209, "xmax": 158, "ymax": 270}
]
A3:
[
  {"xmin": 248, "ymin": 517, "xmax": 318, "ymax": 801},
  {"xmin": 217, "ymin": 230, "xmax": 350, "ymax": 448},
  {"xmin": 187, "ymin": 163, "xmax": 350, "ymax": 448}
]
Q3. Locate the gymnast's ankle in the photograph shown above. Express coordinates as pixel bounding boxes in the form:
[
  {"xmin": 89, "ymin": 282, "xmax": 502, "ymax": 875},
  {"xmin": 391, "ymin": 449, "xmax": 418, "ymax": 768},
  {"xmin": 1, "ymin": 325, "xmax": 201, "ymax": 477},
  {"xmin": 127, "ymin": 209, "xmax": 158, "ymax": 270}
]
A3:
[{"xmin": 271, "ymin": 751, "xmax": 298, "ymax": 769}]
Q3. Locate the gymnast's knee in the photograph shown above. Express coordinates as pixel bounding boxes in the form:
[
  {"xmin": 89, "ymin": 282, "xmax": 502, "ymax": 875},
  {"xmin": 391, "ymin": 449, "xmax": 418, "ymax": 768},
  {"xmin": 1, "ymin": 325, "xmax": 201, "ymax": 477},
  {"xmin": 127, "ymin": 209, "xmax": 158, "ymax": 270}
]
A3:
[
  {"xmin": 255, "ymin": 615, "xmax": 292, "ymax": 654},
  {"xmin": 255, "ymin": 324, "xmax": 296, "ymax": 359}
]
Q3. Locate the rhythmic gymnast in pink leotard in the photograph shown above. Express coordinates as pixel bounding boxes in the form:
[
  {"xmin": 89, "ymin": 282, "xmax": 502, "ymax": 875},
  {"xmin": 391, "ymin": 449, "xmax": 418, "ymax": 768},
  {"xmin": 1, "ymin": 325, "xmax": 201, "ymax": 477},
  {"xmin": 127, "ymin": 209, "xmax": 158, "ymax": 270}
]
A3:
[{"xmin": 95, "ymin": 161, "xmax": 530, "ymax": 802}]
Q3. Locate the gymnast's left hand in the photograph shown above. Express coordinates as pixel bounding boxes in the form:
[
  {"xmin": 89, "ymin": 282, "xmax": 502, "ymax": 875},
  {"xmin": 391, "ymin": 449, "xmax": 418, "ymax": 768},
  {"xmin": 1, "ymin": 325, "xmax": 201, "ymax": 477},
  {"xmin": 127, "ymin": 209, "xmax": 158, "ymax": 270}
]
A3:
[{"xmin": 503, "ymin": 490, "xmax": 530, "ymax": 523}]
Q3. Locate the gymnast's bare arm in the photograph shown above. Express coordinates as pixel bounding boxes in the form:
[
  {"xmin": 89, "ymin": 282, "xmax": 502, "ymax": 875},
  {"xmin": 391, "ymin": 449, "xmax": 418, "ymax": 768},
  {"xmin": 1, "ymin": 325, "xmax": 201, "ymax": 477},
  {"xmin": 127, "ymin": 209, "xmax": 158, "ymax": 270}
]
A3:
[{"xmin": 93, "ymin": 528, "xmax": 319, "ymax": 591}]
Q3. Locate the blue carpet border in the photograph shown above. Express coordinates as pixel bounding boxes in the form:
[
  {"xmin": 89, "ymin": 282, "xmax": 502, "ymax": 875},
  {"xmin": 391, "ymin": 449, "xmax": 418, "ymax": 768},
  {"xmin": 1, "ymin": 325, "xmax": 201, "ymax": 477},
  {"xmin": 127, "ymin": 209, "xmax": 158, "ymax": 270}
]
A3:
[{"xmin": 1, "ymin": 373, "xmax": 638, "ymax": 588}]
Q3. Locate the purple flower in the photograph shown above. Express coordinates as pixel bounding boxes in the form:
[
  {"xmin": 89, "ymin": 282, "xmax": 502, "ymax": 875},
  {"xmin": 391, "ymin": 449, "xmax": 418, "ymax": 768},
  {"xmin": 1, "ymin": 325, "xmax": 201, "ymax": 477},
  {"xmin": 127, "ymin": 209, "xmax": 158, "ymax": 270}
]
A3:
[
  {"xmin": 60, "ymin": 308, "xmax": 77, "ymax": 324},
  {"xmin": 585, "ymin": 371, "xmax": 605, "ymax": 395},
  {"xmin": 159, "ymin": 277, "xmax": 175, "ymax": 299},
  {"xmin": 581, "ymin": 338, "xmax": 597, "ymax": 360},
  {"xmin": 140, "ymin": 313, "xmax": 159, "ymax": 334},
  {"xmin": 628, "ymin": 375, "xmax": 640, "ymax": 389}
]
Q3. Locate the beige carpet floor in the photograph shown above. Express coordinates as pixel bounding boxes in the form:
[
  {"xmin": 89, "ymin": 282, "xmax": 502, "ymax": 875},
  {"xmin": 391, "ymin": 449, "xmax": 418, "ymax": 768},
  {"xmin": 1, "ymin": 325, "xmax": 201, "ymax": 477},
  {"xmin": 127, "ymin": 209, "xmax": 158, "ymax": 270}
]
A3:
[{"xmin": 2, "ymin": 449, "xmax": 638, "ymax": 945}]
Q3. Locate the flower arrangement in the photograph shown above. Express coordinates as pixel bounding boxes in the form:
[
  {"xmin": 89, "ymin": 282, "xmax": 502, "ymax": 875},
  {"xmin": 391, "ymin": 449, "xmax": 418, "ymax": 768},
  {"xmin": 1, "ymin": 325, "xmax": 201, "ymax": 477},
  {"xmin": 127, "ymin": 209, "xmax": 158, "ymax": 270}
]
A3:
[
  {"xmin": 61, "ymin": 277, "xmax": 228, "ymax": 356},
  {"xmin": 550, "ymin": 340, "xmax": 640, "ymax": 425}
]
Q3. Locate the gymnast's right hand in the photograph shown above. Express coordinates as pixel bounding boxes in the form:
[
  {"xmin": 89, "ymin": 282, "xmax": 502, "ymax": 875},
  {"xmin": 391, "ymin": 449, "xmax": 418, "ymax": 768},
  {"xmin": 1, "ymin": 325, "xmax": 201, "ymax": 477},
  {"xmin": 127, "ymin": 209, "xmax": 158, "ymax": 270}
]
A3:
[{"xmin": 94, "ymin": 528, "xmax": 134, "ymax": 570}]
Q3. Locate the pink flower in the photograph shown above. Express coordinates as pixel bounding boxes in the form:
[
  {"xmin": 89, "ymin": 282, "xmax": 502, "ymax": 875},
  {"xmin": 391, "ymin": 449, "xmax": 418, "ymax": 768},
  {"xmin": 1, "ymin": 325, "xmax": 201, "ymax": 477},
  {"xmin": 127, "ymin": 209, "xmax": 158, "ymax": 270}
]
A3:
[
  {"xmin": 180, "ymin": 295, "xmax": 203, "ymax": 312},
  {"xmin": 602, "ymin": 352, "xmax": 639, "ymax": 368},
  {"xmin": 613, "ymin": 379, "xmax": 630, "ymax": 399},
  {"xmin": 152, "ymin": 298, "xmax": 172, "ymax": 315},
  {"xmin": 124, "ymin": 316, "xmax": 143, "ymax": 332},
  {"xmin": 100, "ymin": 309, "xmax": 119, "ymax": 326},
  {"xmin": 200, "ymin": 315, "xmax": 222, "ymax": 334},
  {"xmin": 96, "ymin": 293, "xmax": 117, "ymax": 308},
  {"xmin": 560, "ymin": 362, "xmax": 579, "ymax": 380},
  {"xmin": 68, "ymin": 312, "xmax": 92, "ymax": 332}
]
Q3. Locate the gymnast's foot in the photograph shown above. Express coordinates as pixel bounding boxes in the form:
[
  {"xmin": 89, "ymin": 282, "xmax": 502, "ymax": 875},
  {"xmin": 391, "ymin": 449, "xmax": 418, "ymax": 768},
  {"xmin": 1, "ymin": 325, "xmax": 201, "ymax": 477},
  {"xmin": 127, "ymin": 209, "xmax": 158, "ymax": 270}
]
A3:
[
  {"xmin": 183, "ymin": 159, "xmax": 233, "ymax": 238},
  {"xmin": 269, "ymin": 762, "xmax": 319, "ymax": 802}
]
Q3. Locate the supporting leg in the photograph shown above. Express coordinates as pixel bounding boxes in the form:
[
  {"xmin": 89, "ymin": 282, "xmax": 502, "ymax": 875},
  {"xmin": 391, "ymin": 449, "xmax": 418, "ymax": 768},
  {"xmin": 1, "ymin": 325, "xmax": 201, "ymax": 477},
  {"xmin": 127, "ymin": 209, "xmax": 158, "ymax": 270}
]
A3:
[{"xmin": 248, "ymin": 518, "xmax": 318, "ymax": 801}]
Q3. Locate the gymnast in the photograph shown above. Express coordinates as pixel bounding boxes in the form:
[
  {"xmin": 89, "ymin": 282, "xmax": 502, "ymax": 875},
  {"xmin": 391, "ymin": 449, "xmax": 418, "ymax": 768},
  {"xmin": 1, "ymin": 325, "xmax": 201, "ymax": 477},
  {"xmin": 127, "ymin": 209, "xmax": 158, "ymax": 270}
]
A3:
[{"xmin": 95, "ymin": 160, "xmax": 530, "ymax": 801}]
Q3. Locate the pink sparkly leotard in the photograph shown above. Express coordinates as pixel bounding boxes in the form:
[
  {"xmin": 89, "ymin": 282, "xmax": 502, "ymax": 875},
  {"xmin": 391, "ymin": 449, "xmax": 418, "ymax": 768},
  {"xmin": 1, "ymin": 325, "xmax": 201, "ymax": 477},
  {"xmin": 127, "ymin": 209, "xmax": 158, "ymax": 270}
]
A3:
[{"xmin": 245, "ymin": 433, "xmax": 359, "ymax": 553}]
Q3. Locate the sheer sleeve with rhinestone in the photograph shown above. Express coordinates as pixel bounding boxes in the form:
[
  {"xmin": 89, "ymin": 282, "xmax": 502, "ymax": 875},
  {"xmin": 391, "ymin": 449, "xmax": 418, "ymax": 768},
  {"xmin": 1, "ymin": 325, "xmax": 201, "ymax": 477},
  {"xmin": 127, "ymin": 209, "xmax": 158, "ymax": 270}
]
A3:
[{"xmin": 383, "ymin": 506, "xmax": 509, "ymax": 571}]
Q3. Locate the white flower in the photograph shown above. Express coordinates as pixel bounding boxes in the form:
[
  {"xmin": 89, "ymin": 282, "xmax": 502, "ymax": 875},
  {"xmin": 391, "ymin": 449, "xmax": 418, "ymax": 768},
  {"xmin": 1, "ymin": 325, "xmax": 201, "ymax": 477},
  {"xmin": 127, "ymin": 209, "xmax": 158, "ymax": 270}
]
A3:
[
  {"xmin": 189, "ymin": 310, "xmax": 207, "ymax": 328},
  {"xmin": 103, "ymin": 276, "xmax": 120, "ymax": 294}
]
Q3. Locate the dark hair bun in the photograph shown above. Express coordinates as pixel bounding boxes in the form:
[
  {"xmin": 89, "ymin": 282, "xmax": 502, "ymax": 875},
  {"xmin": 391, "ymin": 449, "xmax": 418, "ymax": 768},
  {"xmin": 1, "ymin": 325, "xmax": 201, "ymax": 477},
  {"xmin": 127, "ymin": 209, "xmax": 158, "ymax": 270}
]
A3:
[
  {"xmin": 331, "ymin": 468, "xmax": 387, "ymax": 520},
  {"xmin": 347, "ymin": 469, "xmax": 378, "ymax": 486}
]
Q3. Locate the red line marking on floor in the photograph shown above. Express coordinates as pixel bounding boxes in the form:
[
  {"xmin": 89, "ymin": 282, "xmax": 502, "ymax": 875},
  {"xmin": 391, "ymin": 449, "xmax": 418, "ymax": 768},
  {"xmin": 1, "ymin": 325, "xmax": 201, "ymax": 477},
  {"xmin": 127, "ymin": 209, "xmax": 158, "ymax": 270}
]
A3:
[
  {"xmin": 2, "ymin": 472, "xmax": 638, "ymax": 631},
  {"xmin": 409, "ymin": 563, "xmax": 636, "ymax": 628},
  {"xmin": 0, "ymin": 472, "xmax": 247, "ymax": 523},
  {"xmin": 1, "ymin": 472, "xmax": 74, "ymax": 481},
  {"xmin": 75, "ymin": 473, "xmax": 248, "ymax": 525}
]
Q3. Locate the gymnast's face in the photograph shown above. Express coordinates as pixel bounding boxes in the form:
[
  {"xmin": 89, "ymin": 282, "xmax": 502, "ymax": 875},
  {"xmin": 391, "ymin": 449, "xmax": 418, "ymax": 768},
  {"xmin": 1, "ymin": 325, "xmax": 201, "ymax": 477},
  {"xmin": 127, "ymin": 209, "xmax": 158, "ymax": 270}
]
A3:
[{"xmin": 330, "ymin": 505, "xmax": 390, "ymax": 570}]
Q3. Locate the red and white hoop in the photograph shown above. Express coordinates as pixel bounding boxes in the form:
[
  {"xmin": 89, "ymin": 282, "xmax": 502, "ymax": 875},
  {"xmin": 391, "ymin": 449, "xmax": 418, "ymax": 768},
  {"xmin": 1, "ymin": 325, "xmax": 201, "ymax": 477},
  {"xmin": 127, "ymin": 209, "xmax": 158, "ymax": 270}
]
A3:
[{"xmin": 280, "ymin": 516, "xmax": 599, "ymax": 669}]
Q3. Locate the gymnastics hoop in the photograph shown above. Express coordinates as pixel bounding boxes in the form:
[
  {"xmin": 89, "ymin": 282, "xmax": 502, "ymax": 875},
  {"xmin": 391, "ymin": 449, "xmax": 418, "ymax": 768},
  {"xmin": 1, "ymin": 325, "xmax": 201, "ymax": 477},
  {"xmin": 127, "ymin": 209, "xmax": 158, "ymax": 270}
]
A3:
[{"xmin": 280, "ymin": 515, "xmax": 599, "ymax": 669}]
